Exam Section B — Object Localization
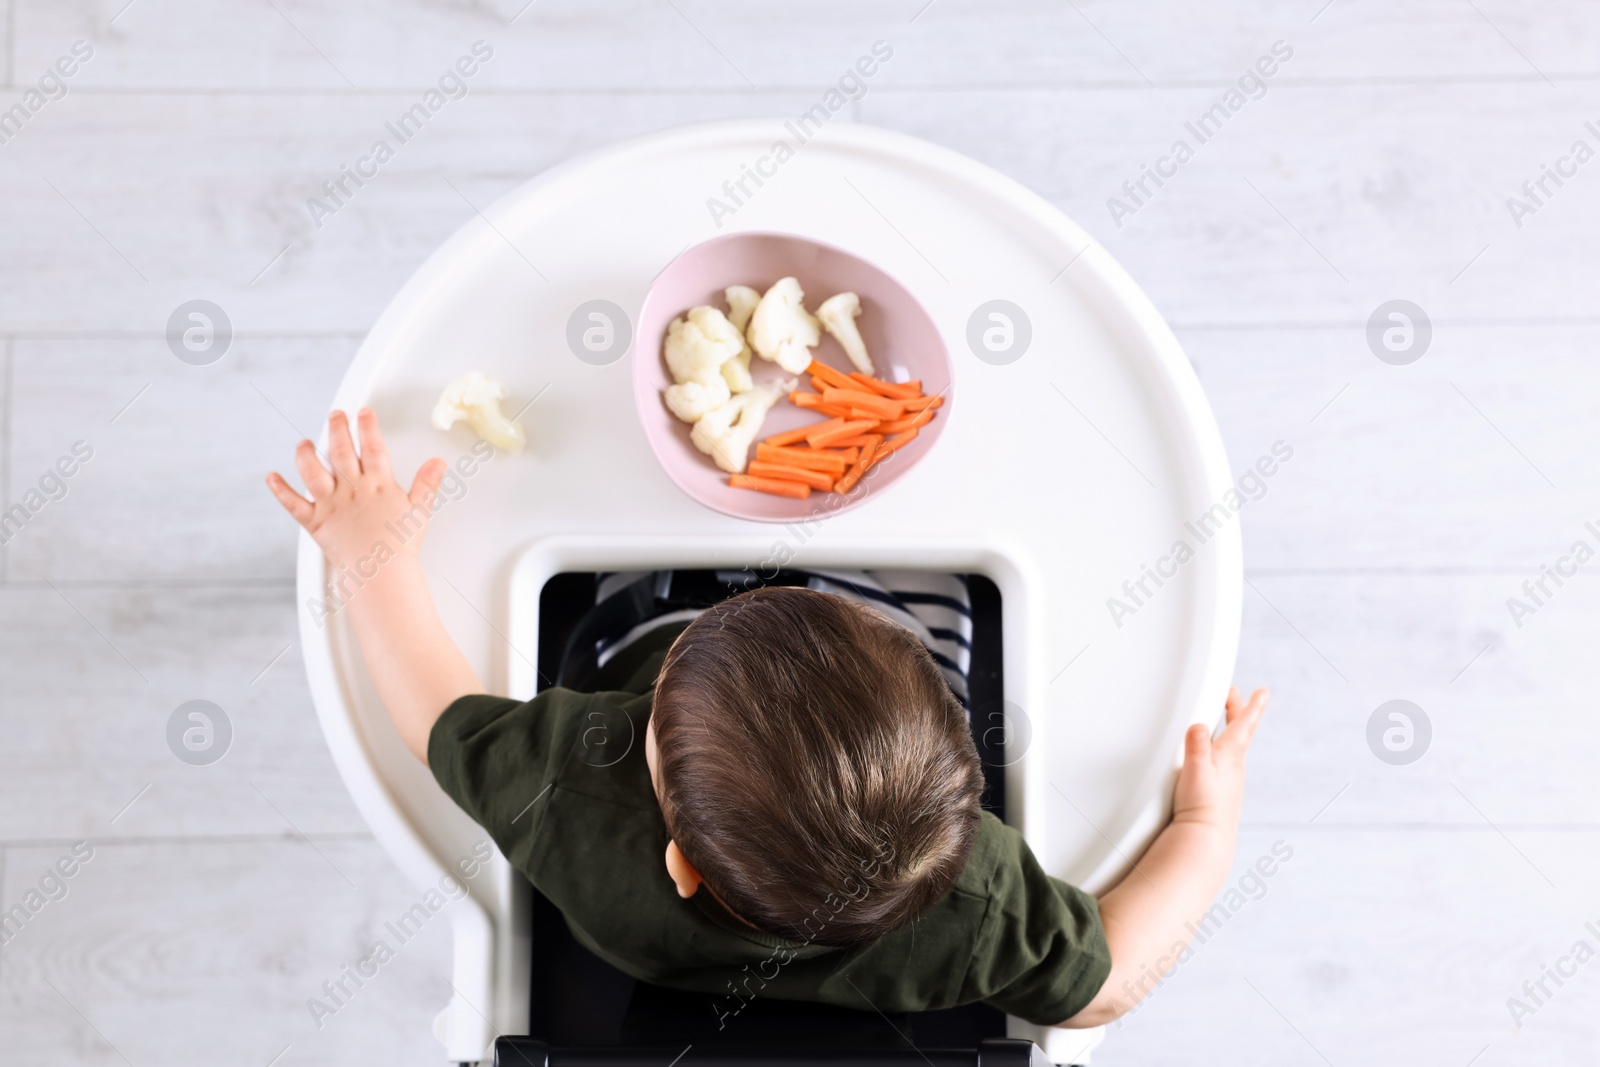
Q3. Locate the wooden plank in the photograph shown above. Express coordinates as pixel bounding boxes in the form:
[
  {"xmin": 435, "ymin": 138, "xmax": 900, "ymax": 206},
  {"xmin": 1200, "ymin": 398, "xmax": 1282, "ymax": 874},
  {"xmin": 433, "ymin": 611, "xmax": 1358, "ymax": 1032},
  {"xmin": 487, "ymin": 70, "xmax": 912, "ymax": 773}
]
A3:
[
  {"xmin": 0, "ymin": 91, "xmax": 827, "ymax": 334},
  {"xmin": 13, "ymin": 0, "xmax": 1600, "ymax": 90},
  {"xmin": 6, "ymin": 337, "xmax": 349, "ymax": 582},
  {"xmin": 0, "ymin": 586, "xmax": 374, "ymax": 840},
  {"xmin": 1232, "ymin": 574, "xmax": 1600, "ymax": 827},
  {"xmin": 0, "ymin": 837, "xmax": 454, "ymax": 1066},
  {"xmin": 1180, "ymin": 324, "xmax": 1600, "ymax": 569},
  {"xmin": 862, "ymin": 80, "xmax": 1600, "ymax": 324},
  {"xmin": 1097, "ymin": 827, "xmax": 1600, "ymax": 1065},
  {"xmin": 1, "ymin": 336, "xmax": 11, "ymax": 580},
  {"xmin": 1, "ymin": 80, "xmax": 1597, "ymax": 331}
]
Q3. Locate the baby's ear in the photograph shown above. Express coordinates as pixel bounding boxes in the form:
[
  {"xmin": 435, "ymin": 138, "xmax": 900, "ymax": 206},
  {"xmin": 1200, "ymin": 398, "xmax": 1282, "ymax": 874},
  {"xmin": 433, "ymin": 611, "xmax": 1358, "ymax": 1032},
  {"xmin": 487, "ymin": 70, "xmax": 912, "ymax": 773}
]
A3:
[{"xmin": 664, "ymin": 840, "xmax": 703, "ymax": 899}]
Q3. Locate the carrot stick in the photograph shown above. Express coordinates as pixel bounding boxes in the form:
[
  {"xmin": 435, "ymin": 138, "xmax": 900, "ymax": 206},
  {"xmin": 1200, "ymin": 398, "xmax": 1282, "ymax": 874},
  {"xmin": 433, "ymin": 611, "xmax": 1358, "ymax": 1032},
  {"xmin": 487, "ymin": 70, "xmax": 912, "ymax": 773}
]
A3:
[
  {"xmin": 876, "ymin": 429, "xmax": 919, "ymax": 456},
  {"xmin": 834, "ymin": 434, "xmax": 887, "ymax": 495},
  {"xmin": 848, "ymin": 372, "xmax": 922, "ymax": 400},
  {"xmin": 848, "ymin": 406, "xmax": 889, "ymax": 421},
  {"xmin": 810, "ymin": 375, "xmax": 834, "ymax": 393},
  {"xmin": 825, "ymin": 446, "xmax": 860, "ymax": 463},
  {"xmin": 793, "ymin": 393, "xmax": 852, "ymax": 416},
  {"xmin": 807, "ymin": 360, "xmax": 855, "ymax": 389},
  {"xmin": 807, "ymin": 418, "xmax": 877, "ymax": 447},
  {"xmin": 797, "ymin": 416, "xmax": 845, "ymax": 435},
  {"xmin": 826, "ymin": 433, "xmax": 884, "ymax": 450},
  {"xmin": 876, "ymin": 408, "xmax": 935, "ymax": 434},
  {"xmin": 730, "ymin": 473, "xmax": 810, "ymax": 499},
  {"xmin": 748, "ymin": 461, "xmax": 835, "ymax": 491},
  {"xmin": 756, "ymin": 444, "xmax": 849, "ymax": 474},
  {"xmin": 768, "ymin": 417, "xmax": 842, "ymax": 447},
  {"xmin": 765, "ymin": 427, "xmax": 815, "ymax": 448},
  {"xmin": 822, "ymin": 388, "xmax": 903, "ymax": 420},
  {"xmin": 899, "ymin": 394, "xmax": 944, "ymax": 412}
]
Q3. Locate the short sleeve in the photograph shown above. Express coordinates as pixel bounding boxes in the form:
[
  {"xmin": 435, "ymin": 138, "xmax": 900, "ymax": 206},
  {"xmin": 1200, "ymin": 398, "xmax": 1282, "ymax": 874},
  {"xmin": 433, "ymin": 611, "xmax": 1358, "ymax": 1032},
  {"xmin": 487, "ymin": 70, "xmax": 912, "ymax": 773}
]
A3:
[
  {"xmin": 427, "ymin": 691, "xmax": 583, "ymax": 870},
  {"xmin": 966, "ymin": 819, "xmax": 1113, "ymax": 1025}
]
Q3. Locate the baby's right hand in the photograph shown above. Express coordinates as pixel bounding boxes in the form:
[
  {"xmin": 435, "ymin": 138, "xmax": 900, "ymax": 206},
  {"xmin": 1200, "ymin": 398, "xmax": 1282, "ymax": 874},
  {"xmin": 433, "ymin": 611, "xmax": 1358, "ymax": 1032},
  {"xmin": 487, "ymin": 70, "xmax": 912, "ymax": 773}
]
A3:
[
  {"xmin": 265, "ymin": 408, "xmax": 447, "ymax": 571},
  {"xmin": 1171, "ymin": 687, "xmax": 1268, "ymax": 838}
]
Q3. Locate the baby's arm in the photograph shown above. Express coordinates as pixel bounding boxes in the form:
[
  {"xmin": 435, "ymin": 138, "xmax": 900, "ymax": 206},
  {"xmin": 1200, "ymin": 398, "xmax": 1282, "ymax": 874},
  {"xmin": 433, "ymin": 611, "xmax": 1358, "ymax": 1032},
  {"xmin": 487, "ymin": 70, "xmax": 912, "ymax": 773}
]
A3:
[
  {"xmin": 1059, "ymin": 687, "xmax": 1269, "ymax": 1028},
  {"xmin": 266, "ymin": 409, "xmax": 481, "ymax": 763}
]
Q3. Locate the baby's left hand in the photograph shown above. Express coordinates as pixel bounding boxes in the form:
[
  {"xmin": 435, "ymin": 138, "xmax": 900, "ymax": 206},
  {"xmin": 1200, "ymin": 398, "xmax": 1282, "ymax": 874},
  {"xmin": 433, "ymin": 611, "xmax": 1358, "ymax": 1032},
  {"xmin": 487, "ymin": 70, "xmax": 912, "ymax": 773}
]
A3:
[
  {"xmin": 1171, "ymin": 686, "xmax": 1269, "ymax": 837},
  {"xmin": 266, "ymin": 408, "xmax": 446, "ymax": 571}
]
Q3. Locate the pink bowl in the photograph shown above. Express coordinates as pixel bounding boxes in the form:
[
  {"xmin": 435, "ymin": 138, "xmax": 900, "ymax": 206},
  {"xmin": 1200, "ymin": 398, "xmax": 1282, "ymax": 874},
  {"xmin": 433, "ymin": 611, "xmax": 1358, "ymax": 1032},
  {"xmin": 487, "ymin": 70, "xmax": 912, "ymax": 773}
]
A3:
[{"xmin": 633, "ymin": 232, "xmax": 953, "ymax": 523}]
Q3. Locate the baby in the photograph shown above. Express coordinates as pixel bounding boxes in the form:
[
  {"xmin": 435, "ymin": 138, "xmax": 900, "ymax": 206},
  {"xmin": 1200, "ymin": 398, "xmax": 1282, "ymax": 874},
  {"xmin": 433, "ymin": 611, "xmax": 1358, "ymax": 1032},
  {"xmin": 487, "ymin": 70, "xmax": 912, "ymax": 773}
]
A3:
[{"xmin": 268, "ymin": 409, "xmax": 1268, "ymax": 1029}]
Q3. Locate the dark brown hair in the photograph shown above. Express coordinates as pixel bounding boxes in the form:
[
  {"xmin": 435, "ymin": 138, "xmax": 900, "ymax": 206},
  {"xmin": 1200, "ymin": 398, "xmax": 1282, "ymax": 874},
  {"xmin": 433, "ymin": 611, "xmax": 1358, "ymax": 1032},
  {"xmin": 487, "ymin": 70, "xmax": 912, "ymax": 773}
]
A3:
[{"xmin": 652, "ymin": 586, "xmax": 984, "ymax": 946}]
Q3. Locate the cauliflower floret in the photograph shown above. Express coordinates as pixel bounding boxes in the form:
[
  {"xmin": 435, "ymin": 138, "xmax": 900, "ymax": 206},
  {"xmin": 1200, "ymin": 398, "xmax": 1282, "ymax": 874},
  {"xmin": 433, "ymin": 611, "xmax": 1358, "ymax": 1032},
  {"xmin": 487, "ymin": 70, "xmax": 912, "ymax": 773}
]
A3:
[
  {"xmin": 664, "ymin": 377, "xmax": 732, "ymax": 422},
  {"xmin": 747, "ymin": 277, "xmax": 821, "ymax": 375},
  {"xmin": 665, "ymin": 305, "xmax": 745, "ymax": 385},
  {"xmin": 431, "ymin": 371, "xmax": 525, "ymax": 453},
  {"xmin": 721, "ymin": 349, "xmax": 753, "ymax": 394},
  {"xmin": 689, "ymin": 393, "xmax": 748, "ymax": 458},
  {"xmin": 720, "ymin": 285, "xmax": 761, "ymax": 394},
  {"xmin": 692, "ymin": 378, "xmax": 793, "ymax": 473},
  {"xmin": 662, "ymin": 305, "xmax": 746, "ymax": 423},
  {"xmin": 816, "ymin": 292, "xmax": 873, "ymax": 375},
  {"xmin": 724, "ymin": 285, "xmax": 760, "ymax": 332}
]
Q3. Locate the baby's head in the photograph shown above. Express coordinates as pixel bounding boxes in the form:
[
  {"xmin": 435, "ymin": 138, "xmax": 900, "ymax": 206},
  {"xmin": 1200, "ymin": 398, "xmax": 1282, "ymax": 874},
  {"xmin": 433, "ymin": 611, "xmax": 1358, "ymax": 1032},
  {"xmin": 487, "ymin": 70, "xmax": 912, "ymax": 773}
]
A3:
[{"xmin": 645, "ymin": 585, "xmax": 984, "ymax": 946}]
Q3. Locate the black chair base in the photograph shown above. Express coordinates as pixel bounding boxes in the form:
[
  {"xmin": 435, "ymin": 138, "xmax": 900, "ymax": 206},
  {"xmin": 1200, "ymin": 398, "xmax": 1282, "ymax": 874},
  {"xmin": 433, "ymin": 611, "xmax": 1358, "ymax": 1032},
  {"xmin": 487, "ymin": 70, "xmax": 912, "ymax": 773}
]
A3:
[{"xmin": 494, "ymin": 1037, "xmax": 1047, "ymax": 1067}]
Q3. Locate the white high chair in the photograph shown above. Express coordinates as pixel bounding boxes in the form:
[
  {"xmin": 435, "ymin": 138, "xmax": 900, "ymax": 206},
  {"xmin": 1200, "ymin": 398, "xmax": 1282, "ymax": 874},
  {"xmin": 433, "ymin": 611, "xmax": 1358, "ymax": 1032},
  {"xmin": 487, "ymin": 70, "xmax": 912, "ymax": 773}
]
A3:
[{"xmin": 297, "ymin": 120, "xmax": 1242, "ymax": 1065}]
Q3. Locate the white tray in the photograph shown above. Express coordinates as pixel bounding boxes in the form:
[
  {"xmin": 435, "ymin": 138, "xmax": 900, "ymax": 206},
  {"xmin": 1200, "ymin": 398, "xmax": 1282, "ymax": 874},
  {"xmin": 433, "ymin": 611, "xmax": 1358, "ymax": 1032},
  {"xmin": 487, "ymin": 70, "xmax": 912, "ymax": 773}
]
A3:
[{"xmin": 297, "ymin": 119, "xmax": 1241, "ymax": 1063}]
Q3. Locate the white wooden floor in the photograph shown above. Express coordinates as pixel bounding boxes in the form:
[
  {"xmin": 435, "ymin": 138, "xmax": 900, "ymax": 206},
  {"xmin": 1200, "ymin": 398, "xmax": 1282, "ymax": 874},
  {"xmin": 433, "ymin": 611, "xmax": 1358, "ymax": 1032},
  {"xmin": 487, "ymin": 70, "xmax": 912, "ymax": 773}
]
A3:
[{"xmin": 2, "ymin": 2, "xmax": 1598, "ymax": 1064}]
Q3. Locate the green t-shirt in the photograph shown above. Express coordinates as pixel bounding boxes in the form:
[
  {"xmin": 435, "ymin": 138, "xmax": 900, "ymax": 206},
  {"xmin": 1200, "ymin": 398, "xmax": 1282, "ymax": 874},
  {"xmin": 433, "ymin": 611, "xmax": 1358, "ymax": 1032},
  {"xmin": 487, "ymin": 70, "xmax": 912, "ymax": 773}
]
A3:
[{"xmin": 428, "ymin": 624, "xmax": 1110, "ymax": 1027}]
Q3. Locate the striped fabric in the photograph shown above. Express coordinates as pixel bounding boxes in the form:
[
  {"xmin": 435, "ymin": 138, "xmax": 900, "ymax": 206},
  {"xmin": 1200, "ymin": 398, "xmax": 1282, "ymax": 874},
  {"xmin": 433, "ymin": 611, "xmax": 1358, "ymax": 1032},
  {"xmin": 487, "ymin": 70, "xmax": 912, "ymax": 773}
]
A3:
[{"xmin": 591, "ymin": 570, "xmax": 974, "ymax": 712}]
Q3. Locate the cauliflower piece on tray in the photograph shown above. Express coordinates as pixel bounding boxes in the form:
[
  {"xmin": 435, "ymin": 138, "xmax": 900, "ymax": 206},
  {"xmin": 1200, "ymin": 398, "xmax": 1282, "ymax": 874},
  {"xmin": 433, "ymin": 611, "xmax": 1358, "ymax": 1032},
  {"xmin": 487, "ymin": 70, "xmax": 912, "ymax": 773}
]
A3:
[
  {"xmin": 816, "ymin": 291, "xmax": 873, "ymax": 375},
  {"xmin": 747, "ymin": 277, "xmax": 821, "ymax": 375},
  {"xmin": 431, "ymin": 371, "xmax": 526, "ymax": 453}
]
